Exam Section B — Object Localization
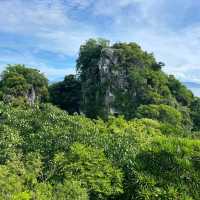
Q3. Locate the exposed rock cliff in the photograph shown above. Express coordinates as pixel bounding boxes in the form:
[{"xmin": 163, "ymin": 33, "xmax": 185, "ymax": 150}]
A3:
[
  {"xmin": 79, "ymin": 40, "xmax": 188, "ymax": 120},
  {"xmin": 98, "ymin": 48, "xmax": 128, "ymax": 116}
]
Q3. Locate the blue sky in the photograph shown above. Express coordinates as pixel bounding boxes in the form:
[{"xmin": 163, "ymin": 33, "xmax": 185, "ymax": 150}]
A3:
[{"xmin": 0, "ymin": 0, "xmax": 200, "ymax": 94}]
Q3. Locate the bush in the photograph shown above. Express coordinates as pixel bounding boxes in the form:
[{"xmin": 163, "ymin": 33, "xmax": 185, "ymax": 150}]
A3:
[
  {"xmin": 136, "ymin": 104, "xmax": 182, "ymax": 126},
  {"xmin": 0, "ymin": 103, "xmax": 199, "ymax": 199}
]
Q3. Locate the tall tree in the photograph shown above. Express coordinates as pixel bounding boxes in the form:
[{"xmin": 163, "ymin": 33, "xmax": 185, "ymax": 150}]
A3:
[
  {"xmin": 49, "ymin": 74, "xmax": 81, "ymax": 114},
  {"xmin": 190, "ymin": 97, "xmax": 200, "ymax": 131},
  {"xmin": 168, "ymin": 75, "xmax": 193, "ymax": 106},
  {"xmin": 76, "ymin": 38, "xmax": 110, "ymax": 118},
  {"xmin": 0, "ymin": 64, "xmax": 48, "ymax": 105}
]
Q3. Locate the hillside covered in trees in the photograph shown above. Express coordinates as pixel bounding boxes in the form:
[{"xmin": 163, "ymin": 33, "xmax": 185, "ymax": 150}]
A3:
[{"xmin": 0, "ymin": 39, "xmax": 200, "ymax": 199}]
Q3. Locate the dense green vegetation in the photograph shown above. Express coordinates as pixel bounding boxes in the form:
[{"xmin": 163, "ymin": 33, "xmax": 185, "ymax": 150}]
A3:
[
  {"xmin": 0, "ymin": 39, "xmax": 200, "ymax": 199},
  {"xmin": 0, "ymin": 103, "xmax": 199, "ymax": 199},
  {"xmin": 49, "ymin": 74, "xmax": 81, "ymax": 114},
  {"xmin": 0, "ymin": 64, "xmax": 48, "ymax": 106},
  {"xmin": 75, "ymin": 39, "xmax": 194, "ymax": 121}
]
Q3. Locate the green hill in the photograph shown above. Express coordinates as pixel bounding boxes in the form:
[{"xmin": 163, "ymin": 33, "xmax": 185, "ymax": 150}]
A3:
[{"xmin": 0, "ymin": 39, "xmax": 200, "ymax": 199}]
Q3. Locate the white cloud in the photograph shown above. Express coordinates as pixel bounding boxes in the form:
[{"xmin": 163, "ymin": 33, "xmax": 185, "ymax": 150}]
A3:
[{"xmin": 0, "ymin": 0, "xmax": 97, "ymax": 56}]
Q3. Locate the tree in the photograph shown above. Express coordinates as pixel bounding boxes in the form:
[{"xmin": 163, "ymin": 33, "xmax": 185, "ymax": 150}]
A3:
[
  {"xmin": 53, "ymin": 180, "xmax": 88, "ymax": 200},
  {"xmin": 190, "ymin": 97, "xmax": 200, "ymax": 131},
  {"xmin": 0, "ymin": 64, "xmax": 48, "ymax": 105},
  {"xmin": 76, "ymin": 38, "xmax": 110, "ymax": 118},
  {"xmin": 52, "ymin": 143, "xmax": 123, "ymax": 199},
  {"xmin": 49, "ymin": 75, "xmax": 81, "ymax": 114},
  {"xmin": 0, "ymin": 102, "xmax": 199, "ymax": 199},
  {"xmin": 0, "ymin": 125, "xmax": 21, "ymax": 164},
  {"xmin": 136, "ymin": 104, "xmax": 182, "ymax": 126},
  {"xmin": 1, "ymin": 39, "xmax": 200, "ymax": 199},
  {"xmin": 168, "ymin": 75, "xmax": 193, "ymax": 106},
  {"xmin": 77, "ymin": 40, "xmax": 180, "ymax": 119}
]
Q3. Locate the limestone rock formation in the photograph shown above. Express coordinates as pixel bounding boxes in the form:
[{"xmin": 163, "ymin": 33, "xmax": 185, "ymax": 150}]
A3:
[{"xmin": 98, "ymin": 48, "xmax": 128, "ymax": 116}]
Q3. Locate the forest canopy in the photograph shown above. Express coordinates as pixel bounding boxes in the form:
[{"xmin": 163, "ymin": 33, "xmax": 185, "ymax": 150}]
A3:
[{"xmin": 0, "ymin": 39, "xmax": 200, "ymax": 199}]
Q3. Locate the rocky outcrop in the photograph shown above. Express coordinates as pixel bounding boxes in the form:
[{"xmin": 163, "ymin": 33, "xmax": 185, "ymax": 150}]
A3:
[{"xmin": 98, "ymin": 48, "xmax": 128, "ymax": 116}]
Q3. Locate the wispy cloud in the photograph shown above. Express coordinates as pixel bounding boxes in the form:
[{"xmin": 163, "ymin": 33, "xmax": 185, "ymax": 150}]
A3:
[{"xmin": 0, "ymin": 0, "xmax": 97, "ymax": 55}]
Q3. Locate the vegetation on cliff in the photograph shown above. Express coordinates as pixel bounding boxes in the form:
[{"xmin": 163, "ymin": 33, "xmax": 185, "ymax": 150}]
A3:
[{"xmin": 0, "ymin": 39, "xmax": 200, "ymax": 199}]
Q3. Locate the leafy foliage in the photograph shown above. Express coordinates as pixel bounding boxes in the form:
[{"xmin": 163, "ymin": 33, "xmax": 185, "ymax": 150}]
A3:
[
  {"xmin": 49, "ymin": 74, "xmax": 81, "ymax": 114},
  {"xmin": 0, "ymin": 39, "xmax": 200, "ymax": 199},
  {"xmin": 136, "ymin": 104, "xmax": 182, "ymax": 126},
  {"xmin": 77, "ymin": 39, "xmax": 193, "ymax": 121},
  {"xmin": 76, "ymin": 38, "xmax": 110, "ymax": 118},
  {"xmin": 190, "ymin": 97, "xmax": 200, "ymax": 131},
  {"xmin": 168, "ymin": 75, "xmax": 193, "ymax": 106},
  {"xmin": 0, "ymin": 103, "xmax": 199, "ymax": 199},
  {"xmin": 0, "ymin": 64, "xmax": 48, "ymax": 105}
]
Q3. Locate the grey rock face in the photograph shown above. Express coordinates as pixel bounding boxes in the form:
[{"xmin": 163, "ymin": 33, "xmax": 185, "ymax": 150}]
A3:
[
  {"xmin": 27, "ymin": 87, "xmax": 36, "ymax": 106},
  {"xmin": 98, "ymin": 48, "xmax": 128, "ymax": 116}
]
